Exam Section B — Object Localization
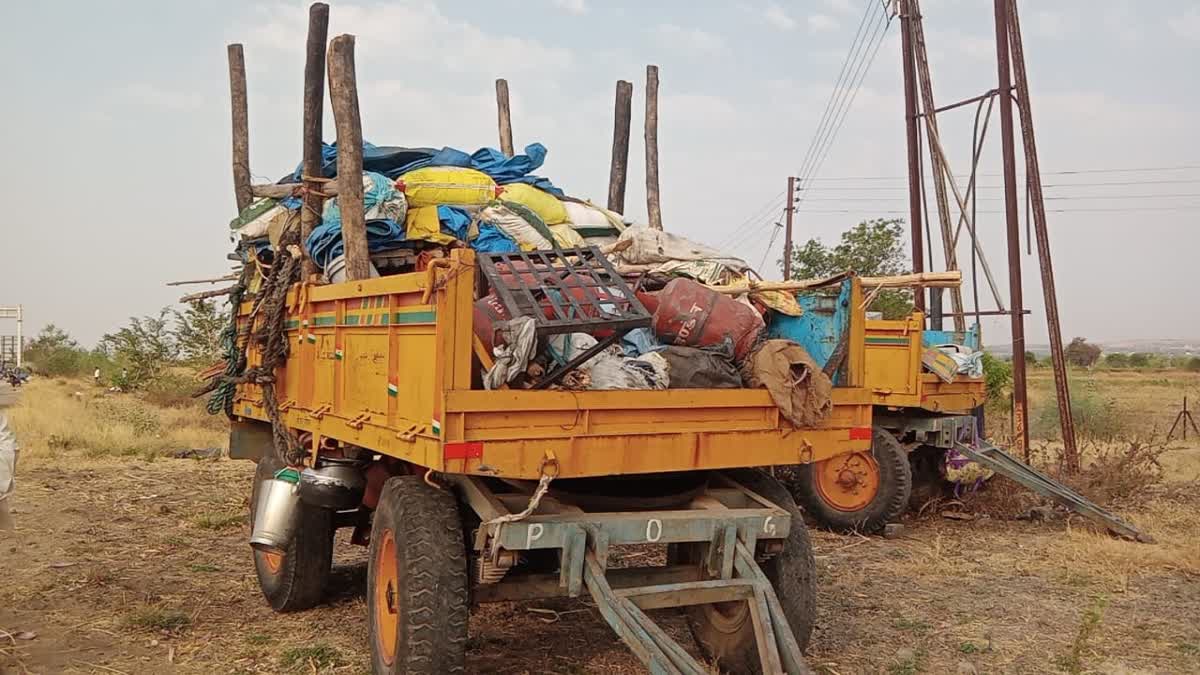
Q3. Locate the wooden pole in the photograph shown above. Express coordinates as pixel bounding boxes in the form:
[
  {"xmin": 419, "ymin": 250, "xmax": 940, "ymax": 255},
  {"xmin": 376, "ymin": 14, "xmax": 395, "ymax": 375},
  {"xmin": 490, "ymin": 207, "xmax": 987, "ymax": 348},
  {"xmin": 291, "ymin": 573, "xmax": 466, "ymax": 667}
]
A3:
[
  {"xmin": 783, "ymin": 175, "xmax": 796, "ymax": 280},
  {"xmin": 644, "ymin": 65, "xmax": 663, "ymax": 230},
  {"xmin": 898, "ymin": 2, "xmax": 925, "ymax": 313},
  {"xmin": 607, "ymin": 80, "xmax": 632, "ymax": 214},
  {"xmin": 227, "ymin": 44, "xmax": 252, "ymax": 212},
  {"xmin": 327, "ymin": 34, "xmax": 370, "ymax": 281},
  {"xmin": 300, "ymin": 2, "xmax": 330, "ymax": 279},
  {"xmin": 495, "ymin": 79, "xmax": 514, "ymax": 157}
]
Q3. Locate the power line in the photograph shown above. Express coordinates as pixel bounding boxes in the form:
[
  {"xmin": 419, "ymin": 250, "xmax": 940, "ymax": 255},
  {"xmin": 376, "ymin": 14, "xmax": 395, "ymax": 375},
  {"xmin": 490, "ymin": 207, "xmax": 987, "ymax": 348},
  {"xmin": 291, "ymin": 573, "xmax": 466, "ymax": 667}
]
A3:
[
  {"xmin": 796, "ymin": 3, "xmax": 892, "ymax": 199},
  {"xmin": 791, "ymin": 0, "xmax": 880, "ymax": 185},
  {"xmin": 794, "ymin": 164, "xmax": 1200, "ymax": 181},
  {"xmin": 794, "ymin": 205, "xmax": 1200, "ymax": 214},
  {"xmin": 783, "ymin": 178, "xmax": 1200, "ymax": 191},
  {"xmin": 716, "ymin": 191, "xmax": 786, "ymax": 249},
  {"xmin": 789, "ymin": 193, "xmax": 1200, "ymax": 202}
]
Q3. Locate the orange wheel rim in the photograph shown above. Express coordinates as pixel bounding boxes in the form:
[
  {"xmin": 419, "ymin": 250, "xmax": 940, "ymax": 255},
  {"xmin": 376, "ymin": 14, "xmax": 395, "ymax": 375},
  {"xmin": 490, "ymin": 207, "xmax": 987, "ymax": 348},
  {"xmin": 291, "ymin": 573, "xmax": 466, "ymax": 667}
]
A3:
[
  {"xmin": 374, "ymin": 528, "xmax": 399, "ymax": 666},
  {"xmin": 813, "ymin": 451, "xmax": 881, "ymax": 512},
  {"xmin": 262, "ymin": 550, "xmax": 283, "ymax": 574}
]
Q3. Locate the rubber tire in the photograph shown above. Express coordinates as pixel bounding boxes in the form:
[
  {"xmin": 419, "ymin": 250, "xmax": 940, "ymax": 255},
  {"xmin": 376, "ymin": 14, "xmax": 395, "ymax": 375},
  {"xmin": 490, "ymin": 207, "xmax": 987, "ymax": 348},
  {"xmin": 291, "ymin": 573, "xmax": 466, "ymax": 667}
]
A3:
[
  {"xmin": 682, "ymin": 469, "xmax": 818, "ymax": 674},
  {"xmin": 368, "ymin": 476, "xmax": 469, "ymax": 675},
  {"xmin": 250, "ymin": 457, "xmax": 334, "ymax": 612},
  {"xmin": 793, "ymin": 427, "xmax": 912, "ymax": 534}
]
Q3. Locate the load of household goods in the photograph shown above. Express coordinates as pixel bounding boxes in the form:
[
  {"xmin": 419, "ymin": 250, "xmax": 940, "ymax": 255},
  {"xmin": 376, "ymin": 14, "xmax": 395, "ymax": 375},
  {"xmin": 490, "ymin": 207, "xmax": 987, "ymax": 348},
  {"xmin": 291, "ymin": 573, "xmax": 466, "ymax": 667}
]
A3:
[{"xmin": 229, "ymin": 141, "xmax": 837, "ymax": 427}]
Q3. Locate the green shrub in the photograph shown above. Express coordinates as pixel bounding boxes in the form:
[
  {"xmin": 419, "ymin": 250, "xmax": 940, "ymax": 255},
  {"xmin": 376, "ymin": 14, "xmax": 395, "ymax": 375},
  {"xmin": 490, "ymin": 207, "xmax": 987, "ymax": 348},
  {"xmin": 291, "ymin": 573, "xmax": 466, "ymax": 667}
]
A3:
[
  {"xmin": 142, "ymin": 372, "xmax": 200, "ymax": 408},
  {"xmin": 1032, "ymin": 382, "xmax": 1123, "ymax": 441},
  {"xmin": 981, "ymin": 352, "xmax": 1012, "ymax": 404}
]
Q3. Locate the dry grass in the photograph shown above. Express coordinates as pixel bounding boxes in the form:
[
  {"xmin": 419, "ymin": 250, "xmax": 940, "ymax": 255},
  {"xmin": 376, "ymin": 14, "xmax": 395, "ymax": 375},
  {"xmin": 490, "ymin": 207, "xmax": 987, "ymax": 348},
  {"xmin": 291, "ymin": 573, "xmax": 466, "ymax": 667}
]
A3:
[
  {"xmin": 1, "ymin": 370, "xmax": 1198, "ymax": 674},
  {"xmin": 6, "ymin": 377, "xmax": 226, "ymax": 466}
]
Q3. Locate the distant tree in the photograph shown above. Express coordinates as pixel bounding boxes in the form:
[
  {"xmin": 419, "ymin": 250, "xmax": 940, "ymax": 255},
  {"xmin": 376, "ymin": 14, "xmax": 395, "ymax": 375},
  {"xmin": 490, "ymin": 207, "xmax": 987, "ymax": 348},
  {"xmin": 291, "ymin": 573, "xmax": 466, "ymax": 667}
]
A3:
[
  {"xmin": 787, "ymin": 218, "xmax": 913, "ymax": 319},
  {"xmin": 1064, "ymin": 337, "xmax": 1102, "ymax": 368},
  {"xmin": 1128, "ymin": 352, "xmax": 1152, "ymax": 369},
  {"xmin": 174, "ymin": 300, "xmax": 225, "ymax": 365},
  {"xmin": 100, "ymin": 309, "xmax": 177, "ymax": 388},
  {"xmin": 1104, "ymin": 352, "xmax": 1130, "ymax": 369},
  {"xmin": 1024, "ymin": 351, "xmax": 1039, "ymax": 367},
  {"xmin": 22, "ymin": 324, "xmax": 108, "ymax": 377},
  {"xmin": 1185, "ymin": 356, "xmax": 1200, "ymax": 372}
]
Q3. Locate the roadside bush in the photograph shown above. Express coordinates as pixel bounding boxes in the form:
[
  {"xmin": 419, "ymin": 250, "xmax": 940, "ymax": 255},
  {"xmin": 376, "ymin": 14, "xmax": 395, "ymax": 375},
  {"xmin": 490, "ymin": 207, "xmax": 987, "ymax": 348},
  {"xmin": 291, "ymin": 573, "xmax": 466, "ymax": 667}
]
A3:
[
  {"xmin": 1066, "ymin": 439, "xmax": 1167, "ymax": 505},
  {"xmin": 1184, "ymin": 357, "xmax": 1200, "ymax": 372},
  {"xmin": 142, "ymin": 371, "xmax": 201, "ymax": 408},
  {"xmin": 981, "ymin": 352, "xmax": 1012, "ymax": 404},
  {"xmin": 1031, "ymin": 383, "xmax": 1124, "ymax": 441}
]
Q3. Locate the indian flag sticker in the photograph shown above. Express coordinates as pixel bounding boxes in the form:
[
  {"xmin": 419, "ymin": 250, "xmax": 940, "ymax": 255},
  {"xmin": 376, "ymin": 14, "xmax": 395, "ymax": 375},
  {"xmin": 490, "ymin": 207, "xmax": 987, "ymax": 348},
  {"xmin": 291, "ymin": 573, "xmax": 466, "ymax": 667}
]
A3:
[
  {"xmin": 306, "ymin": 334, "xmax": 317, "ymax": 343},
  {"xmin": 335, "ymin": 349, "xmax": 344, "ymax": 360},
  {"xmin": 431, "ymin": 418, "xmax": 441, "ymax": 436},
  {"xmin": 387, "ymin": 383, "xmax": 398, "ymax": 397},
  {"xmin": 302, "ymin": 319, "xmax": 309, "ymax": 327}
]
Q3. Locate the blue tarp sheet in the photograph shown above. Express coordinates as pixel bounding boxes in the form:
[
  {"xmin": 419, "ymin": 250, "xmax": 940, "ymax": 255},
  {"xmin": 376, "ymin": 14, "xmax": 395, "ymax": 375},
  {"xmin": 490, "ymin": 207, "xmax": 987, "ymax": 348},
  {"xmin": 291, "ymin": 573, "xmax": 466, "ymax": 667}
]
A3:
[
  {"xmin": 287, "ymin": 141, "xmax": 563, "ymax": 196},
  {"xmin": 471, "ymin": 224, "xmax": 519, "ymax": 253}
]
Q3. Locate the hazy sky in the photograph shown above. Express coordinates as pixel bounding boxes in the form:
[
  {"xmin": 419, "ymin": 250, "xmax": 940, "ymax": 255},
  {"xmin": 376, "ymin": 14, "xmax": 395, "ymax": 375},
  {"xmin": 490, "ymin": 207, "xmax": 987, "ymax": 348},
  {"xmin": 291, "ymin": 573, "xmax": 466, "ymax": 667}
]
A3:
[{"xmin": 1, "ymin": 0, "xmax": 1197, "ymax": 347}]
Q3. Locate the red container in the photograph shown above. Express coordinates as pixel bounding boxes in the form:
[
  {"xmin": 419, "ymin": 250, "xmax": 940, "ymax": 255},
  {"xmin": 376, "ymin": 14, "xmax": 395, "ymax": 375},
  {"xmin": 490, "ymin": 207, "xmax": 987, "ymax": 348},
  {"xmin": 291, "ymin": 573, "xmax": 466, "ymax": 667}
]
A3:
[{"xmin": 652, "ymin": 278, "xmax": 763, "ymax": 361}]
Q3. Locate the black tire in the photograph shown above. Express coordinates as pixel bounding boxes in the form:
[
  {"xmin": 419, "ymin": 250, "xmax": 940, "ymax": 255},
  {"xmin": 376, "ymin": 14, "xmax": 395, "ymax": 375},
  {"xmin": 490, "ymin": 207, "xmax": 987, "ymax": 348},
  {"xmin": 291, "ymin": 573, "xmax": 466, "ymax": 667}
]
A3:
[
  {"xmin": 681, "ymin": 469, "xmax": 817, "ymax": 674},
  {"xmin": 249, "ymin": 457, "xmax": 334, "ymax": 612},
  {"xmin": 368, "ymin": 476, "xmax": 469, "ymax": 674},
  {"xmin": 793, "ymin": 427, "xmax": 912, "ymax": 534},
  {"xmin": 908, "ymin": 444, "xmax": 947, "ymax": 511}
]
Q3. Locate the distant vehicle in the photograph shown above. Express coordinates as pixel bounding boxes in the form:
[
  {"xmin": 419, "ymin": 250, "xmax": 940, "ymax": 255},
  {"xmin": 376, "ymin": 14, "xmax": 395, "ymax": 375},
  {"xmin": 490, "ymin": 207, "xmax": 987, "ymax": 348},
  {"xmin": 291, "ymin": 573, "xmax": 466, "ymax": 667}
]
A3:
[{"xmin": 0, "ymin": 365, "xmax": 28, "ymax": 387}]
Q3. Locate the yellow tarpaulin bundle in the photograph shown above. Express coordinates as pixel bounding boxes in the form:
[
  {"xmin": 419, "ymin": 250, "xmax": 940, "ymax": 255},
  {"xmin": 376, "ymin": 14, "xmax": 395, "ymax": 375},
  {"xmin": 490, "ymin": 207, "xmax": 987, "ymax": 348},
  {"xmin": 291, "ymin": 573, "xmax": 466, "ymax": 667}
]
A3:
[
  {"xmin": 723, "ymin": 276, "xmax": 805, "ymax": 317},
  {"xmin": 548, "ymin": 223, "xmax": 586, "ymax": 248},
  {"xmin": 398, "ymin": 167, "xmax": 497, "ymax": 208},
  {"xmin": 405, "ymin": 206, "xmax": 458, "ymax": 245},
  {"xmin": 499, "ymin": 183, "xmax": 569, "ymax": 225}
]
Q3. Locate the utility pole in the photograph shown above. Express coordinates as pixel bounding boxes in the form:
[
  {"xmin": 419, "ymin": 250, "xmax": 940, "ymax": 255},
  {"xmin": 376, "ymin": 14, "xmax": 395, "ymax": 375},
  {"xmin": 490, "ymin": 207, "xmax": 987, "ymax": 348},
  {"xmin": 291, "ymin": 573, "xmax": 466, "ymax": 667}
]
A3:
[
  {"xmin": 1007, "ymin": 0, "xmax": 1077, "ymax": 470},
  {"xmin": 783, "ymin": 175, "xmax": 796, "ymax": 280},
  {"xmin": 992, "ymin": 0, "xmax": 1029, "ymax": 458},
  {"xmin": 899, "ymin": 0, "xmax": 925, "ymax": 313},
  {"xmin": 910, "ymin": 0, "xmax": 965, "ymax": 332}
]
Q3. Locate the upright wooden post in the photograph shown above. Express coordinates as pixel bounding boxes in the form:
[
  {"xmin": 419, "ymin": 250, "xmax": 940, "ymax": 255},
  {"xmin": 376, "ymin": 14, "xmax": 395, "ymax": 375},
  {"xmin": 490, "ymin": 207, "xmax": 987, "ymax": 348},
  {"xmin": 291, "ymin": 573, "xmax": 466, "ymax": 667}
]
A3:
[
  {"xmin": 300, "ymin": 3, "xmax": 330, "ymax": 279},
  {"xmin": 607, "ymin": 80, "xmax": 633, "ymax": 215},
  {"xmin": 495, "ymin": 79, "xmax": 514, "ymax": 157},
  {"xmin": 227, "ymin": 44, "xmax": 252, "ymax": 212},
  {"xmin": 783, "ymin": 175, "xmax": 796, "ymax": 280},
  {"xmin": 327, "ymin": 34, "xmax": 370, "ymax": 281},
  {"xmin": 644, "ymin": 65, "xmax": 663, "ymax": 230}
]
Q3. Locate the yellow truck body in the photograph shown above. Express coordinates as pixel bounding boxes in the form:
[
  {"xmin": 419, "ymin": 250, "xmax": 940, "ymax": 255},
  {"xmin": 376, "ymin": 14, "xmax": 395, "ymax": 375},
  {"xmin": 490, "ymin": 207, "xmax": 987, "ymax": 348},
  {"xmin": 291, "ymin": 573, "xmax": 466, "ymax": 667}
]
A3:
[
  {"xmin": 234, "ymin": 250, "xmax": 874, "ymax": 480},
  {"xmin": 863, "ymin": 312, "xmax": 985, "ymax": 413}
]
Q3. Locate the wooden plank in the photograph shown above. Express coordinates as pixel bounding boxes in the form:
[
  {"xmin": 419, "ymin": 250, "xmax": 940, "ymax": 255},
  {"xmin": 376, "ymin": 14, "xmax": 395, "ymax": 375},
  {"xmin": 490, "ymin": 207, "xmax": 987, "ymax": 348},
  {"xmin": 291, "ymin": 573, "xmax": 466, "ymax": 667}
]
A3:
[
  {"xmin": 607, "ymin": 80, "xmax": 632, "ymax": 214},
  {"xmin": 227, "ymin": 44, "xmax": 252, "ymax": 211},
  {"xmin": 615, "ymin": 578, "xmax": 752, "ymax": 610},
  {"xmin": 300, "ymin": 2, "xmax": 330, "ymax": 278},
  {"xmin": 643, "ymin": 65, "xmax": 662, "ymax": 230},
  {"xmin": 495, "ymin": 78, "xmax": 514, "ymax": 156},
  {"xmin": 326, "ymin": 34, "xmax": 371, "ymax": 281}
]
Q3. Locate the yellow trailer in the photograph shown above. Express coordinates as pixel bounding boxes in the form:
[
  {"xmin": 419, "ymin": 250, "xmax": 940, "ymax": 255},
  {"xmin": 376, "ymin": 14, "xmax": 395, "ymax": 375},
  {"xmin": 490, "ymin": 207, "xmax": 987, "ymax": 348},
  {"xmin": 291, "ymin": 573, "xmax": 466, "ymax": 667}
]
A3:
[
  {"xmin": 230, "ymin": 249, "xmax": 875, "ymax": 673},
  {"xmin": 788, "ymin": 310, "xmax": 987, "ymax": 533}
]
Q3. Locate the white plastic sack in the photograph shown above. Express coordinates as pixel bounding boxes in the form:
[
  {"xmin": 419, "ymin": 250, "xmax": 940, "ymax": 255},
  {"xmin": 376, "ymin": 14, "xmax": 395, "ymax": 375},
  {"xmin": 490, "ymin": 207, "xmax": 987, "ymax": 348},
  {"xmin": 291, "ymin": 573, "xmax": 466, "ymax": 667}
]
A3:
[
  {"xmin": 563, "ymin": 202, "xmax": 626, "ymax": 231},
  {"xmin": 484, "ymin": 317, "xmax": 537, "ymax": 390},
  {"xmin": 588, "ymin": 351, "xmax": 669, "ymax": 391},
  {"xmin": 479, "ymin": 203, "xmax": 554, "ymax": 251},
  {"xmin": 612, "ymin": 226, "xmax": 749, "ymax": 271},
  {"xmin": 0, "ymin": 414, "xmax": 17, "ymax": 530},
  {"xmin": 936, "ymin": 344, "xmax": 984, "ymax": 378}
]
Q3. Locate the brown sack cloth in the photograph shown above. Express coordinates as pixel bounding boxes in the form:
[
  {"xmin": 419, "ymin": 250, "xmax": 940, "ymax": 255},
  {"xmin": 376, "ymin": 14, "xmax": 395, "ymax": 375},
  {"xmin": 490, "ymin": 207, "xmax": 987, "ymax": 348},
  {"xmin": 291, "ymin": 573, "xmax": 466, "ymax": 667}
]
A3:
[{"xmin": 741, "ymin": 340, "xmax": 833, "ymax": 427}]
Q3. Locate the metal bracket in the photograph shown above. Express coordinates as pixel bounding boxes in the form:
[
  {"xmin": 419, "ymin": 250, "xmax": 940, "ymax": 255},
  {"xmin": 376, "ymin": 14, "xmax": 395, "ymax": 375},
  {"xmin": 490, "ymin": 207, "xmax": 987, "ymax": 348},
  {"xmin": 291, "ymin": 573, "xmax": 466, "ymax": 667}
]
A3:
[
  {"xmin": 310, "ymin": 404, "xmax": 331, "ymax": 419},
  {"xmin": 346, "ymin": 413, "xmax": 371, "ymax": 430}
]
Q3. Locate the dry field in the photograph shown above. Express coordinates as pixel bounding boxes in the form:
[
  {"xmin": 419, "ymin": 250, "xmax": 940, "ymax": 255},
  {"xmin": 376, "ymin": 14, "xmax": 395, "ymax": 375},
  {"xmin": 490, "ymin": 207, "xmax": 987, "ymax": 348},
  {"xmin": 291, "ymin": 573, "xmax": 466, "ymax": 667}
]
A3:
[{"xmin": 1, "ymin": 372, "xmax": 1198, "ymax": 674}]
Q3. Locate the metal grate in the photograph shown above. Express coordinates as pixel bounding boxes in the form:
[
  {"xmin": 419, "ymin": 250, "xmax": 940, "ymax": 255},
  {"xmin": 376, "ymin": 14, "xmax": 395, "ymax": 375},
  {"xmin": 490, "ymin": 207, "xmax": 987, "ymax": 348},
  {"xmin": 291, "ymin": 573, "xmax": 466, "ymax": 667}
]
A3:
[{"xmin": 477, "ymin": 247, "xmax": 651, "ymax": 388}]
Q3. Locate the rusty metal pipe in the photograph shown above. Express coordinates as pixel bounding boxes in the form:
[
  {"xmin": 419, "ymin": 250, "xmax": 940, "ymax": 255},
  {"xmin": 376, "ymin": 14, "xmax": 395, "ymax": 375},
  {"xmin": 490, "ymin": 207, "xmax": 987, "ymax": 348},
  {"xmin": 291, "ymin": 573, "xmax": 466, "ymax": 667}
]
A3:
[
  {"xmin": 993, "ymin": 0, "xmax": 1030, "ymax": 459},
  {"xmin": 1007, "ymin": 0, "xmax": 1078, "ymax": 470}
]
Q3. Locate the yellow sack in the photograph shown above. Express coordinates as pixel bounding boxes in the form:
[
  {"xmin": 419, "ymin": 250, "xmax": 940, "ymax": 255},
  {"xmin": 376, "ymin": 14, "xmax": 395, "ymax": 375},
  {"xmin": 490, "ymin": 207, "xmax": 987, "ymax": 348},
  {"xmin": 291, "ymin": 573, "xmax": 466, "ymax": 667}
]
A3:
[
  {"xmin": 398, "ymin": 167, "xmax": 497, "ymax": 208},
  {"xmin": 499, "ymin": 183, "xmax": 568, "ymax": 225},
  {"xmin": 724, "ymin": 276, "xmax": 805, "ymax": 317},
  {"xmin": 405, "ymin": 206, "xmax": 458, "ymax": 245},
  {"xmin": 548, "ymin": 223, "xmax": 586, "ymax": 249}
]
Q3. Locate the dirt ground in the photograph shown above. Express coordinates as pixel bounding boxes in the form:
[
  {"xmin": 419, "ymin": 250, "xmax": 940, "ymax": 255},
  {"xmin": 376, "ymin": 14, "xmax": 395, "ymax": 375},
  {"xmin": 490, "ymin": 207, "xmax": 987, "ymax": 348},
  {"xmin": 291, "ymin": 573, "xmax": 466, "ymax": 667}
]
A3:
[{"xmin": 2, "ymin": 377, "xmax": 1200, "ymax": 674}]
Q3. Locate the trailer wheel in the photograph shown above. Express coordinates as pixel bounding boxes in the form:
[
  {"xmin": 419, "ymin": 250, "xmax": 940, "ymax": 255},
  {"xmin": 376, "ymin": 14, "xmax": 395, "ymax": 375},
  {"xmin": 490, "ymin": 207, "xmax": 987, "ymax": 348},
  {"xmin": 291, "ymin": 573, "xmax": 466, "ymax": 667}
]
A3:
[
  {"xmin": 368, "ymin": 476, "xmax": 469, "ymax": 674},
  {"xmin": 250, "ymin": 456, "xmax": 334, "ymax": 612},
  {"xmin": 681, "ymin": 469, "xmax": 817, "ymax": 673},
  {"xmin": 793, "ymin": 426, "xmax": 911, "ymax": 534}
]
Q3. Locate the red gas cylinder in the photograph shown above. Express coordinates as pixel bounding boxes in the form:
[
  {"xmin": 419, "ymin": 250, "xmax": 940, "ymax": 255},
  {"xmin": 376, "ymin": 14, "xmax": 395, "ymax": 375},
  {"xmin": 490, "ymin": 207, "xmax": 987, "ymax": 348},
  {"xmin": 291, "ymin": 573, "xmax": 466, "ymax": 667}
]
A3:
[
  {"xmin": 652, "ymin": 278, "xmax": 763, "ymax": 361},
  {"xmin": 473, "ymin": 293, "xmax": 512, "ymax": 354}
]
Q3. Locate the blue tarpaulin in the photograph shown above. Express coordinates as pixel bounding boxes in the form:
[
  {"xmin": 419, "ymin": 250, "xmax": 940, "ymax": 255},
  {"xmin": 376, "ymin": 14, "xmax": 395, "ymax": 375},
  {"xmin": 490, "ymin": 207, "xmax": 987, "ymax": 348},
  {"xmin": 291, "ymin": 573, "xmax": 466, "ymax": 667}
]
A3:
[
  {"xmin": 470, "ymin": 224, "xmax": 519, "ymax": 253},
  {"xmin": 438, "ymin": 206, "xmax": 472, "ymax": 241},
  {"xmin": 288, "ymin": 141, "xmax": 564, "ymax": 196},
  {"xmin": 305, "ymin": 218, "xmax": 407, "ymax": 270}
]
